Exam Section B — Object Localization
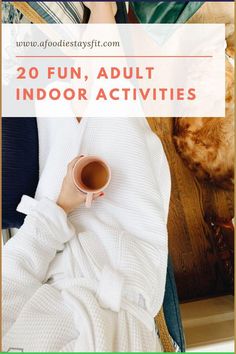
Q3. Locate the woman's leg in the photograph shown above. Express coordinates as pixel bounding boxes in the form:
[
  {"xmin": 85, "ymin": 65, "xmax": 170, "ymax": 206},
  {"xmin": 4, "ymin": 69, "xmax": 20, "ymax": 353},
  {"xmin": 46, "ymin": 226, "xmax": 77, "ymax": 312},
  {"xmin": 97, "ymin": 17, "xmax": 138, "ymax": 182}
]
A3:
[{"xmin": 84, "ymin": 2, "xmax": 117, "ymax": 23}]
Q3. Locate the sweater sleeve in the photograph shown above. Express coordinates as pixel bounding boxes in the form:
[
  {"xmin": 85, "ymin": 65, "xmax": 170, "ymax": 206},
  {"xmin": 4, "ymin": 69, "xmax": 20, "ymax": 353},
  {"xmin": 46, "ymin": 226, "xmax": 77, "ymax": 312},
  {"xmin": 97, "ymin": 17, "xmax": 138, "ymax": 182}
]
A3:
[{"xmin": 2, "ymin": 196, "xmax": 76, "ymax": 336}]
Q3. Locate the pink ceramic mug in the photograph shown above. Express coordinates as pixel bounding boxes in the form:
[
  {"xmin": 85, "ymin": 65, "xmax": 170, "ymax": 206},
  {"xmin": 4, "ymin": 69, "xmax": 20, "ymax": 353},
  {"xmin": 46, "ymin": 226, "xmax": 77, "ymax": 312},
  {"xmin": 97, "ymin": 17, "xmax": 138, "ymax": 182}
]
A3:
[{"xmin": 72, "ymin": 155, "xmax": 111, "ymax": 208}]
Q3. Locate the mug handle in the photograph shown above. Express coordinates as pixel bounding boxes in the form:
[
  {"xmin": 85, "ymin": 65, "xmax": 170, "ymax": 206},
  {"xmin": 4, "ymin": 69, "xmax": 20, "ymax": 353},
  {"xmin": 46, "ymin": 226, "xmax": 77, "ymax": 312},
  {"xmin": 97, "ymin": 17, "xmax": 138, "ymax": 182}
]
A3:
[{"xmin": 85, "ymin": 192, "xmax": 93, "ymax": 208}]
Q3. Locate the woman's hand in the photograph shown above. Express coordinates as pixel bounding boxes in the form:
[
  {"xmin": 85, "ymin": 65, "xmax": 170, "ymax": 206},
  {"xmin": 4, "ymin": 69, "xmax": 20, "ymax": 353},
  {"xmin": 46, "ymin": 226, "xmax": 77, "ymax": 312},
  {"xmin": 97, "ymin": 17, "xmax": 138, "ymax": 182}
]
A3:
[{"xmin": 57, "ymin": 156, "xmax": 103, "ymax": 214}]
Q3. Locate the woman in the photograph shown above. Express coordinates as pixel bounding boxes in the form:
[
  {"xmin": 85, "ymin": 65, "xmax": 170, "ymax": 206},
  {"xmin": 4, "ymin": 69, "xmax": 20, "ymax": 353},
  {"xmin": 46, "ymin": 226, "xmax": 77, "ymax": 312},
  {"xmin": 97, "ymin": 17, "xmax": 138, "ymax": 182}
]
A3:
[{"xmin": 3, "ymin": 3, "xmax": 171, "ymax": 352}]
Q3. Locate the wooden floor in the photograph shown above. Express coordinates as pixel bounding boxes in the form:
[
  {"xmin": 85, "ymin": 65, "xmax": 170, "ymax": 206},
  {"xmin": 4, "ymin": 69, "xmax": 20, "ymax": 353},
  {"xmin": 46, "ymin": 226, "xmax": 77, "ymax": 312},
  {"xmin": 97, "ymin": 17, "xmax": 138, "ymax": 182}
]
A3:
[{"xmin": 147, "ymin": 118, "xmax": 234, "ymax": 302}]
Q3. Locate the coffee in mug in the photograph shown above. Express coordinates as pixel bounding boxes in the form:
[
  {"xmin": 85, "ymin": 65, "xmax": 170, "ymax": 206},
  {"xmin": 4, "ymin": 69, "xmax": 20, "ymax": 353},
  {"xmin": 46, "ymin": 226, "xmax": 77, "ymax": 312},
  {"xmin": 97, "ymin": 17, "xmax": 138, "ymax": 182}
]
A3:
[{"xmin": 72, "ymin": 155, "xmax": 111, "ymax": 208}]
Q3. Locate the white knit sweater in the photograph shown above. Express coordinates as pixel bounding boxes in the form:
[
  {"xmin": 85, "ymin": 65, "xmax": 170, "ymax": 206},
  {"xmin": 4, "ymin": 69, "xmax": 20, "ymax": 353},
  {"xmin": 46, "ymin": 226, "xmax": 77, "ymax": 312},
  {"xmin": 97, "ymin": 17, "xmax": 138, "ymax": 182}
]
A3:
[{"xmin": 3, "ymin": 117, "xmax": 171, "ymax": 352}]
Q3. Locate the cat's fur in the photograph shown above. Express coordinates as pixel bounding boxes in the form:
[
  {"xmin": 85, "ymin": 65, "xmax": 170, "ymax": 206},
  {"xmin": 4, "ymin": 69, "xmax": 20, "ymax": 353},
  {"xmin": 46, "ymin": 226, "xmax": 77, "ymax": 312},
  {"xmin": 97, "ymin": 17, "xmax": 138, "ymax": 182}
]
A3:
[
  {"xmin": 173, "ymin": 3, "xmax": 234, "ymax": 189},
  {"xmin": 173, "ymin": 57, "xmax": 234, "ymax": 189}
]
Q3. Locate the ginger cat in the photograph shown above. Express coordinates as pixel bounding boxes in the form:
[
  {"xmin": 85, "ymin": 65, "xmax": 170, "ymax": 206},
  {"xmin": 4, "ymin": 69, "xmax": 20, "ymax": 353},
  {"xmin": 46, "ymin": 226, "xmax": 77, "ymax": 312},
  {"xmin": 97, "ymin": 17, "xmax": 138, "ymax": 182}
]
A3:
[
  {"xmin": 173, "ymin": 2, "xmax": 234, "ymax": 189},
  {"xmin": 173, "ymin": 58, "xmax": 234, "ymax": 189}
]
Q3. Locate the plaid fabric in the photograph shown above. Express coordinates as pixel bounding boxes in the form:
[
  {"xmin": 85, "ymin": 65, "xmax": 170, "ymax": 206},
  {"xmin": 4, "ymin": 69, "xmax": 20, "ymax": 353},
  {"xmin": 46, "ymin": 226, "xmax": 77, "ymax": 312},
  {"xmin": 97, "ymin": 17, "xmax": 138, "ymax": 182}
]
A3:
[
  {"xmin": 28, "ymin": 1, "xmax": 84, "ymax": 23},
  {"xmin": 10, "ymin": 1, "xmax": 84, "ymax": 24}
]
